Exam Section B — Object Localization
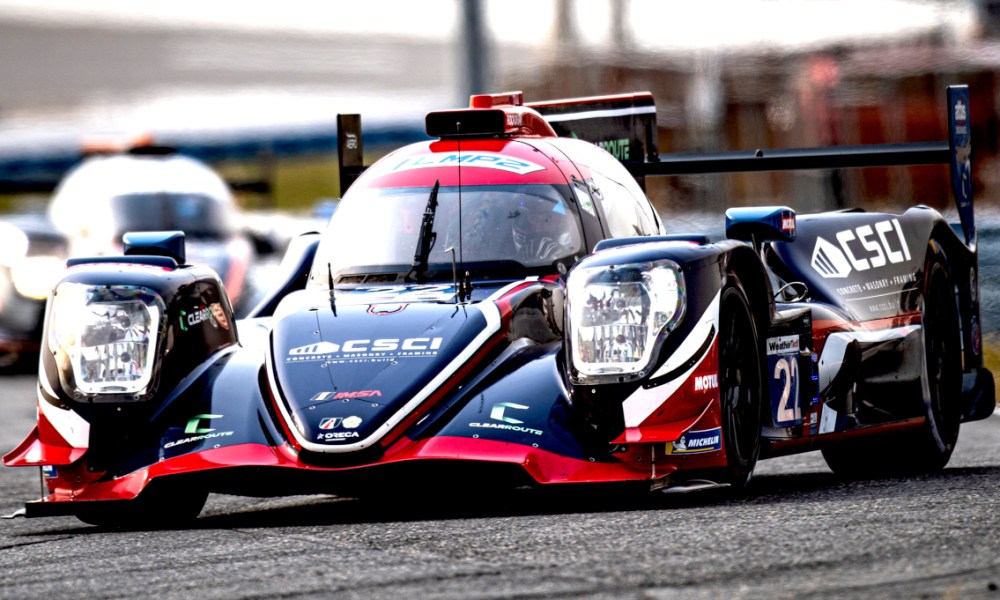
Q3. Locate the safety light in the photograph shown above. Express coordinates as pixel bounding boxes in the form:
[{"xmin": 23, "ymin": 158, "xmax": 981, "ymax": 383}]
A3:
[
  {"xmin": 567, "ymin": 259, "xmax": 685, "ymax": 384},
  {"xmin": 49, "ymin": 282, "xmax": 164, "ymax": 398}
]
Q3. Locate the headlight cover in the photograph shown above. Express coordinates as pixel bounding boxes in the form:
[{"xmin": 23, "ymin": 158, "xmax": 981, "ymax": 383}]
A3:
[
  {"xmin": 567, "ymin": 259, "xmax": 685, "ymax": 384},
  {"xmin": 49, "ymin": 282, "xmax": 165, "ymax": 400}
]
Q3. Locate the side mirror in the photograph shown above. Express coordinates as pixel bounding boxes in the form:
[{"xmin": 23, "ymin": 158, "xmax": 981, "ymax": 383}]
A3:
[{"xmin": 725, "ymin": 206, "xmax": 796, "ymax": 250}]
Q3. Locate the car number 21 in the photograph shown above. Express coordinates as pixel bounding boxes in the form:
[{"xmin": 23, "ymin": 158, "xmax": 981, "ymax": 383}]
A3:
[{"xmin": 770, "ymin": 355, "xmax": 801, "ymax": 426}]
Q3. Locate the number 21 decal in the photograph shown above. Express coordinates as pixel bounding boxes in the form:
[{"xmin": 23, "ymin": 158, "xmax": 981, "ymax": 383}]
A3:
[{"xmin": 771, "ymin": 355, "xmax": 801, "ymax": 426}]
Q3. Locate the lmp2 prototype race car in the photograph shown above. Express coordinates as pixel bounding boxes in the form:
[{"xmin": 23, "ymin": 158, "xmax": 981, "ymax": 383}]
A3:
[{"xmin": 3, "ymin": 85, "xmax": 994, "ymax": 526}]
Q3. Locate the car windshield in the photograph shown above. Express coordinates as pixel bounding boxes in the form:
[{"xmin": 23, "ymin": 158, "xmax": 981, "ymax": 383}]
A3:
[
  {"xmin": 310, "ymin": 184, "xmax": 583, "ymax": 286},
  {"xmin": 110, "ymin": 192, "xmax": 235, "ymax": 240}
]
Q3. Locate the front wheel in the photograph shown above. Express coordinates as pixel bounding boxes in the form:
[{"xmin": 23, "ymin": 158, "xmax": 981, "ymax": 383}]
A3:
[{"xmin": 718, "ymin": 284, "xmax": 764, "ymax": 490}]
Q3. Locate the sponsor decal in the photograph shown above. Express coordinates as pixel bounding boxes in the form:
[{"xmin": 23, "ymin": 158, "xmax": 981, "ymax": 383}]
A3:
[
  {"xmin": 668, "ymin": 428, "xmax": 722, "ymax": 454},
  {"xmin": 693, "ymin": 373, "xmax": 718, "ymax": 391},
  {"xmin": 811, "ymin": 219, "xmax": 911, "ymax": 279},
  {"xmin": 387, "ymin": 152, "xmax": 545, "ymax": 176},
  {"xmin": 781, "ymin": 215, "xmax": 796, "ymax": 233},
  {"xmin": 318, "ymin": 416, "xmax": 363, "ymax": 431},
  {"xmin": 186, "ymin": 414, "xmax": 222, "ymax": 435},
  {"xmin": 286, "ymin": 337, "xmax": 444, "ymax": 363},
  {"xmin": 469, "ymin": 401, "xmax": 543, "ymax": 436},
  {"xmin": 319, "ymin": 417, "xmax": 342, "ymax": 430},
  {"xmin": 346, "ymin": 132, "xmax": 358, "ymax": 150},
  {"xmin": 766, "ymin": 335, "xmax": 800, "ymax": 355},
  {"xmin": 355, "ymin": 284, "xmax": 454, "ymax": 303},
  {"xmin": 954, "ymin": 98, "xmax": 967, "ymax": 123},
  {"xmin": 180, "ymin": 303, "xmax": 229, "ymax": 332},
  {"xmin": 209, "ymin": 302, "xmax": 230, "ymax": 330},
  {"xmin": 315, "ymin": 414, "xmax": 363, "ymax": 442},
  {"xmin": 490, "ymin": 401, "xmax": 528, "ymax": 424},
  {"xmin": 311, "ymin": 390, "xmax": 382, "ymax": 402},
  {"xmin": 368, "ymin": 304, "xmax": 406, "ymax": 315},
  {"xmin": 316, "ymin": 431, "xmax": 360, "ymax": 442},
  {"xmin": 834, "ymin": 273, "xmax": 917, "ymax": 297},
  {"xmin": 41, "ymin": 465, "xmax": 57, "ymax": 478},
  {"xmin": 179, "ymin": 305, "xmax": 212, "ymax": 331},
  {"xmin": 597, "ymin": 138, "xmax": 630, "ymax": 160},
  {"xmin": 165, "ymin": 414, "xmax": 234, "ymax": 449}
]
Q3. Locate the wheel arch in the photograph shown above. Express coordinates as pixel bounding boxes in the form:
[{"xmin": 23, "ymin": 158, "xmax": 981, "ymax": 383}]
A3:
[{"xmin": 720, "ymin": 243, "xmax": 775, "ymax": 340}]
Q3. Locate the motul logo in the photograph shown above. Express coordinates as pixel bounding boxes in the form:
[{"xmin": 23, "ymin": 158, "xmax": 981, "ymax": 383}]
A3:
[{"xmin": 693, "ymin": 374, "xmax": 718, "ymax": 391}]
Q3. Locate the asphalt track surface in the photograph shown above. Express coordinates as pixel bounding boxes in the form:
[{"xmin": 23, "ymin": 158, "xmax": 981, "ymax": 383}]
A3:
[{"xmin": 0, "ymin": 375, "xmax": 998, "ymax": 599}]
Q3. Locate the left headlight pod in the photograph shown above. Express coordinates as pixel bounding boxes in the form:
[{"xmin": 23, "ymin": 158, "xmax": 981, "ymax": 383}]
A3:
[
  {"xmin": 566, "ymin": 259, "xmax": 686, "ymax": 384},
  {"xmin": 48, "ymin": 282, "xmax": 166, "ymax": 401}
]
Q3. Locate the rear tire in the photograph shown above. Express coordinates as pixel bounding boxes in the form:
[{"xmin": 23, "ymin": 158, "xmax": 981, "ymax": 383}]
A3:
[
  {"xmin": 822, "ymin": 252, "xmax": 962, "ymax": 478},
  {"xmin": 718, "ymin": 284, "xmax": 763, "ymax": 490}
]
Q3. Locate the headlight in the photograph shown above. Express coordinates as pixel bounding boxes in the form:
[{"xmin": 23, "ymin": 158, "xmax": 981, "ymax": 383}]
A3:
[
  {"xmin": 49, "ymin": 282, "xmax": 165, "ymax": 400},
  {"xmin": 567, "ymin": 259, "xmax": 685, "ymax": 384}
]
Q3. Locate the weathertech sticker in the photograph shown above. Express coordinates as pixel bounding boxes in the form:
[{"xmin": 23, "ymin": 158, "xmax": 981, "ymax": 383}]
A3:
[
  {"xmin": 766, "ymin": 335, "xmax": 800, "ymax": 355},
  {"xmin": 667, "ymin": 428, "xmax": 722, "ymax": 454}
]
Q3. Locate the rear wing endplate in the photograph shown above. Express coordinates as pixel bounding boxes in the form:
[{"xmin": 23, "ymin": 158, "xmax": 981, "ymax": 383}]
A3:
[
  {"xmin": 528, "ymin": 92, "xmax": 659, "ymax": 165},
  {"xmin": 337, "ymin": 114, "xmax": 365, "ymax": 196}
]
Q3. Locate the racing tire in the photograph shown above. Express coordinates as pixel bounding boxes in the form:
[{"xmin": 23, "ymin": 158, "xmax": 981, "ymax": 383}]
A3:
[
  {"xmin": 910, "ymin": 255, "xmax": 963, "ymax": 468},
  {"xmin": 76, "ymin": 484, "xmax": 208, "ymax": 529},
  {"xmin": 718, "ymin": 284, "xmax": 764, "ymax": 490},
  {"xmin": 822, "ymin": 252, "xmax": 963, "ymax": 478}
]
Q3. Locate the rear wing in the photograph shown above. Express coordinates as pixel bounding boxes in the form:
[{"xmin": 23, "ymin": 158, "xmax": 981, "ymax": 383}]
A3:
[{"xmin": 583, "ymin": 85, "xmax": 971, "ymax": 245}]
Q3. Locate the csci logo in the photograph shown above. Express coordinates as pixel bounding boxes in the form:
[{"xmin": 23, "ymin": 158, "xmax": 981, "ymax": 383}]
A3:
[
  {"xmin": 811, "ymin": 218, "xmax": 911, "ymax": 279},
  {"xmin": 289, "ymin": 337, "xmax": 443, "ymax": 356}
]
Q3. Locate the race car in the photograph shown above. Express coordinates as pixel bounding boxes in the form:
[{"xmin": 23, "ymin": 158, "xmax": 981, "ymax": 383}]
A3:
[
  {"xmin": 0, "ymin": 144, "xmax": 258, "ymax": 369},
  {"xmin": 3, "ymin": 86, "xmax": 994, "ymax": 527}
]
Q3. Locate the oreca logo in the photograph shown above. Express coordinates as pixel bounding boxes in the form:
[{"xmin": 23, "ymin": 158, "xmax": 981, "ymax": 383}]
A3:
[
  {"xmin": 811, "ymin": 218, "xmax": 911, "ymax": 279},
  {"xmin": 290, "ymin": 337, "xmax": 444, "ymax": 355}
]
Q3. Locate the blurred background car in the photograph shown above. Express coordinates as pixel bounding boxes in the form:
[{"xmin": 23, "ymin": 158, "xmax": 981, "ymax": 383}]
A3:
[{"xmin": 0, "ymin": 143, "xmax": 266, "ymax": 368}]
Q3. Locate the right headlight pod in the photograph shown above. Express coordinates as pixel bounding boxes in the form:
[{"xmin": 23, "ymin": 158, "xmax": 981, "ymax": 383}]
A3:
[
  {"xmin": 567, "ymin": 259, "xmax": 686, "ymax": 384},
  {"xmin": 48, "ymin": 282, "xmax": 166, "ymax": 401}
]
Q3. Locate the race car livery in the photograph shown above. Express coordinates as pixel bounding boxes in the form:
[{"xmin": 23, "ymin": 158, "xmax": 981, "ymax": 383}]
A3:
[{"xmin": 3, "ymin": 86, "xmax": 993, "ymax": 526}]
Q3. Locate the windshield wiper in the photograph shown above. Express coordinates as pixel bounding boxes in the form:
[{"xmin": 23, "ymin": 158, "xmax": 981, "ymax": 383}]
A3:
[{"xmin": 406, "ymin": 180, "xmax": 440, "ymax": 283}]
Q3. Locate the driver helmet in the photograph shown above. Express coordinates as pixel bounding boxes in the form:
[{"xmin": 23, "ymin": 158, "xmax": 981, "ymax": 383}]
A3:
[{"xmin": 511, "ymin": 197, "xmax": 573, "ymax": 261}]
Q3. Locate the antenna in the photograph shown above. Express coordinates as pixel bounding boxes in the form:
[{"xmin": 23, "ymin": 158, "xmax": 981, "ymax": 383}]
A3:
[
  {"xmin": 457, "ymin": 120, "xmax": 464, "ymax": 268},
  {"xmin": 456, "ymin": 120, "xmax": 472, "ymax": 303},
  {"xmin": 327, "ymin": 263, "xmax": 337, "ymax": 317}
]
